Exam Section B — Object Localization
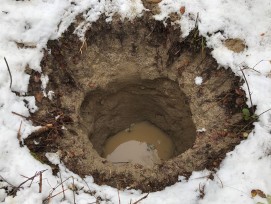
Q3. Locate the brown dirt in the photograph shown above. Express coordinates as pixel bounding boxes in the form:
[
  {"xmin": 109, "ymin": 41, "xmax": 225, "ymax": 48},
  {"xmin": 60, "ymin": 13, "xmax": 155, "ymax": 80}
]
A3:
[{"xmin": 25, "ymin": 13, "xmax": 253, "ymax": 192}]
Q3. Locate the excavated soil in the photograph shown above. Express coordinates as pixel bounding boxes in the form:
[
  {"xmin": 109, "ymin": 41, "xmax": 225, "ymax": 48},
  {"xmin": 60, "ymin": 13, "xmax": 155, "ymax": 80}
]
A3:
[{"xmin": 25, "ymin": 12, "xmax": 253, "ymax": 192}]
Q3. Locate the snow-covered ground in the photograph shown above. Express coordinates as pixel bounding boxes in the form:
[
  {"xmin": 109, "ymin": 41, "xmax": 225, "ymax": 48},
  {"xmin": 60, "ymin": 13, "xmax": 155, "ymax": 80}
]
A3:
[{"xmin": 0, "ymin": 0, "xmax": 271, "ymax": 203}]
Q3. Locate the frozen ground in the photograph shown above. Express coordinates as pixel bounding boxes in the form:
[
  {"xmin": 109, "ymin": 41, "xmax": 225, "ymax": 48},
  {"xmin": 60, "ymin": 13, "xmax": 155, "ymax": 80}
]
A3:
[{"xmin": 0, "ymin": 0, "xmax": 271, "ymax": 203}]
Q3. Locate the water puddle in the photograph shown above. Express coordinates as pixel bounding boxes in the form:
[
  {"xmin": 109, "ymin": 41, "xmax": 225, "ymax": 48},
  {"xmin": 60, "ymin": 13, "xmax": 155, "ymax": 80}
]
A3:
[{"xmin": 103, "ymin": 121, "xmax": 174, "ymax": 167}]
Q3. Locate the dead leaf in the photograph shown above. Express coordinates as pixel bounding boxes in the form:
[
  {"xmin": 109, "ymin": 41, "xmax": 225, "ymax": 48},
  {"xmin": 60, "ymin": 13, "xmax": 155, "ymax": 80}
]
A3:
[
  {"xmin": 35, "ymin": 92, "xmax": 43, "ymax": 103},
  {"xmin": 224, "ymin": 38, "xmax": 246, "ymax": 53},
  {"xmin": 180, "ymin": 6, "xmax": 186, "ymax": 15},
  {"xmin": 251, "ymin": 189, "xmax": 266, "ymax": 198},
  {"xmin": 235, "ymin": 97, "xmax": 244, "ymax": 106},
  {"xmin": 235, "ymin": 88, "xmax": 245, "ymax": 96}
]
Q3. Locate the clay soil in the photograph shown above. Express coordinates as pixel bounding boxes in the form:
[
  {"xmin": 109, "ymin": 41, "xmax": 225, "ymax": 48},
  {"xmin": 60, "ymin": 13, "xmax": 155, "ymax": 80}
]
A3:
[{"xmin": 25, "ymin": 12, "xmax": 253, "ymax": 192}]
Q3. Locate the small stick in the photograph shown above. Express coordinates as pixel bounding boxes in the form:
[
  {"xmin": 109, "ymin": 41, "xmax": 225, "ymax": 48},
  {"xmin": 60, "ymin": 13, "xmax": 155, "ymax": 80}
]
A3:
[
  {"xmin": 237, "ymin": 107, "xmax": 271, "ymax": 134},
  {"xmin": 112, "ymin": 161, "xmax": 130, "ymax": 164},
  {"xmin": 39, "ymin": 171, "xmax": 42, "ymax": 193},
  {"xmin": 4, "ymin": 57, "xmax": 12, "ymax": 89},
  {"xmin": 214, "ymin": 174, "xmax": 223, "ymax": 188},
  {"xmin": 79, "ymin": 38, "xmax": 87, "ymax": 54},
  {"xmin": 240, "ymin": 68, "xmax": 254, "ymax": 114},
  {"xmin": 29, "ymin": 171, "xmax": 38, "ymax": 187},
  {"xmin": 12, "ymin": 111, "xmax": 29, "ymax": 119},
  {"xmin": 48, "ymin": 176, "xmax": 72, "ymax": 195},
  {"xmin": 59, "ymin": 171, "xmax": 66, "ymax": 199},
  {"xmin": 0, "ymin": 175, "xmax": 16, "ymax": 188},
  {"xmin": 132, "ymin": 193, "xmax": 149, "ymax": 204},
  {"xmin": 252, "ymin": 59, "xmax": 271, "ymax": 70},
  {"xmin": 194, "ymin": 12, "xmax": 199, "ymax": 28},
  {"xmin": 257, "ymin": 107, "xmax": 271, "ymax": 117},
  {"xmin": 11, "ymin": 111, "xmax": 47, "ymax": 126},
  {"xmin": 72, "ymin": 177, "xmax": 76, "ymax": 204},
  {"xmin": 10, "ymin": 169, "xmax": 47, "ymax": 195},
  {"xmin": 47, "ymin": 189, "xmax": 68, "ymax": 200},
  {"xmin": 44, "ymin": 176, "xmax": 73, "ymax": 203}
]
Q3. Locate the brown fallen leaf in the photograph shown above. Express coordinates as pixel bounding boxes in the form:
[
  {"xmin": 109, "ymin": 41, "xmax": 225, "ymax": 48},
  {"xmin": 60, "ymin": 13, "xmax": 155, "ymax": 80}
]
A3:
[
  {"xmin": 235, "ymin": 97, "xmax": 244, "ymax": 106},
  {"xmin": 251, "ymin": 189, "xmax": 266, "ymax": 198},
  {"xmin": 180, "ymin": 6, "xmax": 186, "ymax": 15},
  {"xmin": 35, "ymin": 92, "xmax": 43, "ymax": 103},
  {"xmin": 235, "ymin": 88, "xmax": 245, "ymax": 96}
]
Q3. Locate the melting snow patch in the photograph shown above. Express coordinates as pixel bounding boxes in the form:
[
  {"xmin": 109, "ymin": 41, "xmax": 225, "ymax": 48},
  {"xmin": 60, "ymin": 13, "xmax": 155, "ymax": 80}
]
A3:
[{"xmin": 195, "ymin": 76, "xmax": 203, "ymax": 85}]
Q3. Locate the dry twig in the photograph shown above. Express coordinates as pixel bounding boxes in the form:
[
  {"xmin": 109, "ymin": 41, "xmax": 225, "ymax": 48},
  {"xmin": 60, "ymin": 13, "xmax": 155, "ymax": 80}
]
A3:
[
  {"xmin": 9, "ymin": 169, "xmax": 47, "ymax": 196},
  {"xmin": 43, "ymin": 176, "xmax": 73, "ymax": 203},
  {"xmin": 79, "ymin": 38, "xmax": 87, "ymax": 54},
  {"xmin": 4, "ymin": 57, "xmax": 12, "ymax": 89},
  {"xmin": 39, "ymin": 171, "xmax": 43, "ymax": 193},
  {"xmin": 72, "ymin": 176, "xmax": 76, "ymax": 204},
  {"xmin": 240, "ymin": 68, "xmax": 254, "ymax": 114},
  {"xmin": 132, "ymin": 193, "xmax": 149, "ymax": 204},
  {"xmin": 59, "ymin": 171, "xmax": 66, "ymax": 200}
]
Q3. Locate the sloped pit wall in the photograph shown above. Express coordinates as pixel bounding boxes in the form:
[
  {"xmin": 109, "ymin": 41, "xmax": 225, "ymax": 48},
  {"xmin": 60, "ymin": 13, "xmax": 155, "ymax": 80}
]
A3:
[{"xmin": 80, "ymin": 78, "xmax": 196, "ymax": 156}]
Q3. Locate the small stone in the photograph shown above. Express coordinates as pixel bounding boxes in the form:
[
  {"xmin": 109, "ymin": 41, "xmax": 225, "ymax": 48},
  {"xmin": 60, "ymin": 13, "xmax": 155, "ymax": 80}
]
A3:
[{"xmin": 243, "ymin": 132, "xmax": 249, "ymax": 138}]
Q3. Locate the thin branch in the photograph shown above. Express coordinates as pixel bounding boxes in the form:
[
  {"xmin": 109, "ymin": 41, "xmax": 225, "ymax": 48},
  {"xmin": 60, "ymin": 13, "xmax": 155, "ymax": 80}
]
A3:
[
  {"xmin": 240, "ymin": 68, "xmax": 254, "ymax": 114},
  {"xmin": 194, "ymin": 12, "xmax": 199, "ymax": 28},
  {"xmin": 252, "ymin": 59, "xmax": 271, "ymax": 70},
  {"xmin": 28, "ymin": 171, "xmax": 38, "ymax": 187},
  {"xmin": 237, "ymin": 107, "xmax": 271, "ymax": 134},
  {"xmin": 44, "ymin": 176, "xmax": 73, "ymax": 203},
  {"xmin": 214, "ymin": 174, "xmax": 223, "ymax": 188},
  {"xmin": 49, "ymin": 176, "xmax": 72, "ymax": 195},
  {"xmin": 132, "ymin": 193, "xmax": 149, "ymax": 204},
  {"xmin": 39, "ymin": 171, "xmax": 43, "ymax": 193},
  {"xmin": 72, "ymin": 176, "xmax": 76, "ymax": 204},
  {"xmin": 4, "ymin": 57, "xmax": 12, "ymax": 89},
  {"xmin": 59, "ymin": 171, "xmax": 66, "ymax": 200},
  {"xmin": 257, "ymin": 107, "xmax": 271, "ymax": 117},
  {"xmin": 12, "ymin": 111, "xmax": 29, "ymax": 120},
  {"xmin": 0, "ymin": 175, "xmax": 16, "ymax": 188},
  {"xmin": 47, "ymin": 189, "xmax": 68, "ymax": 200},
  {"xmin": 9, "ymin": 169, "xmax": 47, "ymax": 196}
]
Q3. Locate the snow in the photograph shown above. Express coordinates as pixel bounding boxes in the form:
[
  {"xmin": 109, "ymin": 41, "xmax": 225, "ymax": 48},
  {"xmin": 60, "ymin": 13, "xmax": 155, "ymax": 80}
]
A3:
[
  {"xmin": 195, "ymin": 76, "xmax": 203, "ymax": 85},
  {"xmin": 0, "ymin": 0, "xmax": 271, "ymax": 203},
  {"xmin": 197, "ymin": 128, "xmax": 206, "ymax": 133}
]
